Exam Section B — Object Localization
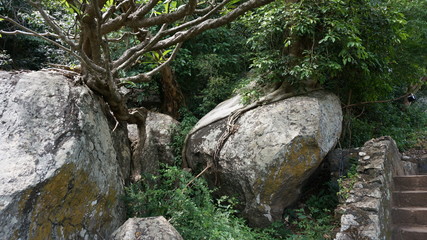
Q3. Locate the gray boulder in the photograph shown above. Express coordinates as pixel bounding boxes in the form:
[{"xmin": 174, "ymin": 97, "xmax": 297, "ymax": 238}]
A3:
[
  {"xmin": 0, "ymin": 70, "xmax": 131, "ymax": 239},
  {"xmin": 184, "ymin": 90, "xmax": 342, "ymax": 227},
  {"xmin": 128, "ymin": 111, "xmax": 178, "ymax": 180},
  {"xmin": 111, "ymin": 217, "xmax": 183, "ymax": 240}
]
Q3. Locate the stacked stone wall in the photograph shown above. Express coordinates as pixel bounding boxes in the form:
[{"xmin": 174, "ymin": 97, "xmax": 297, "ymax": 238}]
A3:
[{"xmin": 335, "ymin": 136, "xmax": 416, "ymax": 240}]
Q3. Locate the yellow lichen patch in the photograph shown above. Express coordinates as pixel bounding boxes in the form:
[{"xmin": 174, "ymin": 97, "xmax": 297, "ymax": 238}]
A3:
[
  {"xmin": 257, "ymin": 136, "xmax": 321, "ymax": 203},
  {"xmin": 16, "ymin": 163, "xmax": 117, "ymax": 239}
]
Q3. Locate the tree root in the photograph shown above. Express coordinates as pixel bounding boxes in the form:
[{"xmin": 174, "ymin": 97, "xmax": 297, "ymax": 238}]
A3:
[{"xmin": 182, "ymin": 81, "xmax": 322, "ymax": 178}]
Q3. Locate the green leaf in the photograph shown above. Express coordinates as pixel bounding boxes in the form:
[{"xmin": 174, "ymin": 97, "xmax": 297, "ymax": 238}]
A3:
[
  {"xmin": 106, "ymin": 0, "xmax": 114, "ymax": 7},
  {"xmin": 62, "ymin": 0, "xmax": 82, "ymax": 14},
  {"xmin": 102, "ymin": 0, "xmax": 115, "ymax": 12},
  {"xmin": 153, "ymin": 51, "xmax": 160, "ymax": 60},
  {"xmin": 170, "ymin": 1, "xmax": 177, "ymax": 11},
  {"xmin": 123, "ymin": 80, "xmax": 137, "ymax": 87},
  {"xmin": 162, "ymin": 49, "xmax": 172, "ymax": 57}
]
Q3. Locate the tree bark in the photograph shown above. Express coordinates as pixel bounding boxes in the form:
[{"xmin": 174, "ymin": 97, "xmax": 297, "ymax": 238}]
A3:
[{"xmin": 160, "ymin": 64, "xmax": 184, "ymax": 119}]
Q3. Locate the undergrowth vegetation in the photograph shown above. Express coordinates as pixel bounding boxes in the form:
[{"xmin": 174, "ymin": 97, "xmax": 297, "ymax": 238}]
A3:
[
  {"xmin": 282, "ymin": 185, "xmax": 339, "ymax": 239},
  {"xmin": 124, "ymin": 166, "xmax": 270, "ymax": 240},
  {"xmin": 124, "ymin": 163, "xmax": 344, "ymax": 240},
  {"xmin": 337, "ymin": 162, "xmax": 359, "ymax": 202},
  {"xmin": 124, "ymin": 113, "xmax": 348, "ymax": 239},
  {"xmin": 342, "ymin": 101, "xmax": 427, "ymax": 151}
]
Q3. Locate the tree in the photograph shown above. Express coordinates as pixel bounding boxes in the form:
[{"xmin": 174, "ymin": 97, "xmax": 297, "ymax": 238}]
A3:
[
  {"xmin": 0, "ymin": 0, "xmax": 275, "ymax": 125},
  {"xmin": 241, "ymin": 0, "xmax": 420, "ymax": 103}
]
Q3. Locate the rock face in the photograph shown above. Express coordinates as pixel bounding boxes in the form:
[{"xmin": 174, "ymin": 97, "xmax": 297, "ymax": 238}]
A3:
[
  {"xmin": 184, "ymin": 90, "xmax": 342, "ymax": 227},
  {"xmin": 0, "ymin": 70, "xmax": 131, "ymax": 239},
  {"xmin": 128, "ymin": 111, "xmax": 178, "ymax": 179},
  {"xmin": 111, "ymin": 217, "xmax": 183, "ymax": 240}
]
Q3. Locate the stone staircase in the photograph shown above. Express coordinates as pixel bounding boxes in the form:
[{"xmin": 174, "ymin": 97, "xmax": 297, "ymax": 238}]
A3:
[{"xmin": 392, "ymin": 175, "xmax": 427, "ymax": 239}]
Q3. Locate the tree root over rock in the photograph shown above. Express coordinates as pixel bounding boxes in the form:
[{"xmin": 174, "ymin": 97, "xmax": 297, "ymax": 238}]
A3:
[{"xmin": 182, "ymin": 82, "xmax": 322, "ymax": 185}]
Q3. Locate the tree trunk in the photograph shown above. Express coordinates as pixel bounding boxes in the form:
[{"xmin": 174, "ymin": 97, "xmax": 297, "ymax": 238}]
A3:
[
  {"xmin": 130, "ymin": 120, "xmax": 147, "ymax": 182},
  {"xmin": 160, "ymin": 64, "xmax": 185, "ymax": 119}
]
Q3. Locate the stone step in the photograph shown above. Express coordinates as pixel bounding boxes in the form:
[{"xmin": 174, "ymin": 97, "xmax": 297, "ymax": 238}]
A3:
[
  {"xmin": 393, "ymin": 225, "xmax": 427, "ymax": 240},
  {"xmin": 393, "ymin": 191, "xmax": 427, "ymax": 207},
  {"xmin": 394, "ymin": 175, "xmax": 427, "ymax": 191},
  {"xmin": 392, "ymin": 207, "xmax": 427, "ymax": 225}
]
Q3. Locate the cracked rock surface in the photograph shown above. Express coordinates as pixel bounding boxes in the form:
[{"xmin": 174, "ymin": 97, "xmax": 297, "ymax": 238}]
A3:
[{"xmin": 0, "ymin": 70, "xmax": 131, "ymax": 239}]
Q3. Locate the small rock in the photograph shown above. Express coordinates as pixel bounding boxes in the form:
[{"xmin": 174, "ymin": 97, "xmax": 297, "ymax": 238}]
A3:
[
  {"xmin": 359, "ymin": 152, "xmax": 367, "ymax": 157},
  {"xmin": 111, "ymin": 217, "xmax": 183, "ymax": 240},
  {"xmin": 340, "ymin": 214, "xmax": 359, "ymax": 231}
]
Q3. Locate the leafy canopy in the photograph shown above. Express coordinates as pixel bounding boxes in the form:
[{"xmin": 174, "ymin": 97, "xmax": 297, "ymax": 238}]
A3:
[{"xmin": 242, "ymin": 0, "xmax": 416, "ymax": 102}]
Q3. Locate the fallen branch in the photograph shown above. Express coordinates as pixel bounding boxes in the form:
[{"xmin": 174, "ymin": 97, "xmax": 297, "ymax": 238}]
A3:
[{"xmin": 185, "ymin": 161, "xmax": 213, "ymax": 188}]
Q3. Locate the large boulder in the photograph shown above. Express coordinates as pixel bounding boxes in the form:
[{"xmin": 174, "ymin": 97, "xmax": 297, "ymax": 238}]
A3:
[
  {"xmin": 128, "ymin": 111, "xmax": 178, "ymax": 180},
  {"xmin": 111, "ymin": 217, "xmax": 183, "ymax": 240},
  {"xmin": 0, "ymin": 70, "xmax": 131, "ymax": 239},
  {"xmin": 184, "ymin": 90, "xmax": 342, "ymax": 227}
]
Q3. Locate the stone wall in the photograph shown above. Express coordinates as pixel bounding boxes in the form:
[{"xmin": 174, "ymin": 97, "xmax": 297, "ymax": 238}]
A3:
[{"xmin": 335, "ymin": 136, "xmax": 417, "ymax": 240}]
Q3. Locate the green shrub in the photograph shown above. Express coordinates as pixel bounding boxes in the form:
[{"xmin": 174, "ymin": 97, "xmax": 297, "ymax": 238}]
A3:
[
  {"xmin": 286, "ymin": 208, "xmax": 336, "ymax": 240},
  {"xmin": 124, "ymin": 165, "xmax": 278, "ymax": 240},
  {"xmin": 342, "ymin": 102, "xmax": 427, "ymax": 150},
  {"xmin": 170, "ymin": 108, "xmax": 199, "ymax": 165},
  {"xmin": 282, "ymin": 181, "xmax": 339, "ymax": 240},
  {"xmin": 337, "ymin": 163, "xmax": 359, "ymax": 202}
]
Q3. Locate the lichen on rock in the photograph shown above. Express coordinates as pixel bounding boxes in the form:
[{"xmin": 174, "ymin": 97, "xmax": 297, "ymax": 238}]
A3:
[
  {"xmin": 0, "ymin": 70, "xmax": 131, "ymax": 239},
  {"xmin": 17, "ymin": 163, "xmax": 117, "ymax": 239}
]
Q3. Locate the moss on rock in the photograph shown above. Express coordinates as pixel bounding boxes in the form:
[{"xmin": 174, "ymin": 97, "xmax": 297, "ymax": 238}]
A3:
[{"xmin": 16, "ymin": 163, "xmax": 117, "ymax": 239}]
